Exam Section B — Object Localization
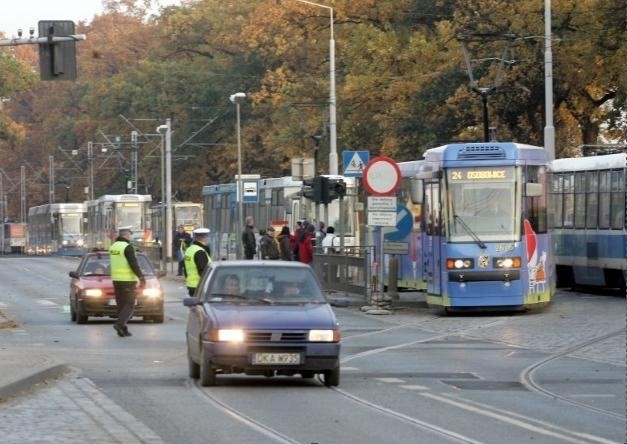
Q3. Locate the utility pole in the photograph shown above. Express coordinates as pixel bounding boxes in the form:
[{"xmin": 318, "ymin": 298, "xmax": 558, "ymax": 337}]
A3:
[
  {"xmin": 131, "ymin": 131, "xmax": 138, "ymax": 194},
  {"xmin": 20, "ymin": 166, "xmax": 26, "ymax": 223},
  {"xmin": 87, "ymin": 141, "xmax": 95, "ymax": 201},
  {"xmin": 48, "ymin": 155, "xmax": 55, "ymax": 203}
]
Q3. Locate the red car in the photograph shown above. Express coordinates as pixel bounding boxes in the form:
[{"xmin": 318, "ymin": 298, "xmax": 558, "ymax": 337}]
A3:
[{"xmin": 68, "ymin": 250, "xmax": 166, "ymax": 324}]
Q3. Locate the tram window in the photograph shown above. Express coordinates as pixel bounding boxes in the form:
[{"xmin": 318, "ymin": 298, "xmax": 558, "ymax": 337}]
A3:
[
  {"xmin": 574, "ymin": 194, "xmax": 586, "ymax": 228},
  {"xmin": 549, "ymin": 191, "xmax": 563, "ymax": 228},
  {"xmin": 598, "ymin": 171, "xmax": 611, "ymax": 229},
  {"xmin": 610, "ymin": 170, "xmax": 624, "ymax": 229},
  {"xmin": 563, "ymin": 193, "xmax": 574, "ymax": 228},
  {"xmin": 585, "ymin": 171, "xmax": 599, "ymax": 229}
]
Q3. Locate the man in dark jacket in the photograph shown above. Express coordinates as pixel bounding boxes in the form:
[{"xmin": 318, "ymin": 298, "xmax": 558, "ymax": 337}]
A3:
[
  {"xmin": 173, "ymin": 225, "xmax": 192, "ymax": 276},
  {"xmin": 241, "ymin": 216, "xmax": 256, "ymax": 259},
  {"xmin": 109, "ymin": 226, "xmax": 145, "ymax": 337}
]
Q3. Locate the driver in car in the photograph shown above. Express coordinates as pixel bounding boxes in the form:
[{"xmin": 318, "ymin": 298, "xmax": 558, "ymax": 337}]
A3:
[{"xmin": 222, "ymin": 274, "xmax": 241, "ymax": 295}]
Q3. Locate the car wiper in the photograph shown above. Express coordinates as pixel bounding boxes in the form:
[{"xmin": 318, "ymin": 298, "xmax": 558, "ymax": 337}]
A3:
[
  {"xmin": 208, "ymin": 293, "xmax": 274, "ymax": 304},
  {"xmin": 453, "ymin": 214, "xmax": 487, "ymax": 249}
]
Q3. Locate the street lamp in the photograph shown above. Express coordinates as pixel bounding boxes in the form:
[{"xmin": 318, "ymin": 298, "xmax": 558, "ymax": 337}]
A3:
[
  {"xmin": 230, "ymin": 92, "xmax": 246, "ymax": 259},
  {"xmin": 285, "ymin": 0, "xmax": 337, "ymax": 175},
  {"xmin": 157, "ymin": 119, "xmax": 172, "ymax": 271},
  {"xmin": 544, "ymin": 0, "xmax": 555, "ymax": 161}
]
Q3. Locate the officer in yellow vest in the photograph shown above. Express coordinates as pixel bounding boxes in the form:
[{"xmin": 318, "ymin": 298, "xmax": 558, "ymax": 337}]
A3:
[
  {"xmin": 184, "ymin": 228, "xmax": 212, "ymax": 296},
  {"xmin": 109, "ymin": 226, "xmax": 145, "ymax": 337}
]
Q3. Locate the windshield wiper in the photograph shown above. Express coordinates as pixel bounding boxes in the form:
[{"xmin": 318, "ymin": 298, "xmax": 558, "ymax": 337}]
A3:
[
  {"xmin": 208, "ymin": 293, "xmax": 273, "ymax": 304},
  {"xmin": 453, "ymin": 214, "xmax": 487, "ymax": 249}
]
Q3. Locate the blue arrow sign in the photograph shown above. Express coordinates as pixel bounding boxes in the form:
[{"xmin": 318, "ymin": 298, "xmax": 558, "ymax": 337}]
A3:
[{"xmin": 384, "ymin": 204, "xmax": 413, "ymax": 241}]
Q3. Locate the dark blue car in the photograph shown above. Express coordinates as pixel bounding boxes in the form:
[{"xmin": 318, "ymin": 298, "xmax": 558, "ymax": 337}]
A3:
[{"xmin": 183, "ymin": 260, "xmax": 341, "ymax": 386}]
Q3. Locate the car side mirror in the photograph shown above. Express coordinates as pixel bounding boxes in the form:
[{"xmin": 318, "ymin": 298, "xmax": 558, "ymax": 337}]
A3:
[
  {"xmin": 69, "ymin": 271, "xmax": 79, "ymax": 279},
  {"xmin": 183, "ymin": 297, "xmax": 200, "ymax": 307}
]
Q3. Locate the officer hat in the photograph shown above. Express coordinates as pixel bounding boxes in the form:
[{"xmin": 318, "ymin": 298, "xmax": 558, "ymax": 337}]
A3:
[
  {"xmin": 193, "ymin": 227, "xmax": 210, "ymax": 236},
  {"xmin": 118, "ymin": 226, "xmax": 133, "ymax": 234}
]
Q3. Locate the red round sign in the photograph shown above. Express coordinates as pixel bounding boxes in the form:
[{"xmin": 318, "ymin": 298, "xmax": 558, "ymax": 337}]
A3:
[{"xmin": 362, "ymin": 156, "xmax": 401, "ymax": 196}]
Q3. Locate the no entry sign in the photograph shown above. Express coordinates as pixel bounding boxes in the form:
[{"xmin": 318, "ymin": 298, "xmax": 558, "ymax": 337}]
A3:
[{"xmin": 362, "ymin": 156, "xmax": 401, "ymax": 196}]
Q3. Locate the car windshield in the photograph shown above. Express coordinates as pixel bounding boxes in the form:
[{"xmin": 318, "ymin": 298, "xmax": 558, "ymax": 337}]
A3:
[
  {"xmin": 205, "ymin": 266, "xmax": 326, "ymax": 305},
  {"xmin": 81, "ymin": 253, "xmax": 156, "ymax": 276}
]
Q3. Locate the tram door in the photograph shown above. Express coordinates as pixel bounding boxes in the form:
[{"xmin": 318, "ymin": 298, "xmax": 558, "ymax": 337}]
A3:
[{"xmin": 423, "ymin": 181, "xmax": 442, "ymax": 297}]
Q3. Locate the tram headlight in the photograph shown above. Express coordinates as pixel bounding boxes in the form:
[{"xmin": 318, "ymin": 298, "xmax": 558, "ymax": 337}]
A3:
[
  {"xmin": 76, "ymin": 239, "xmax": 84, "ymax": 247},
  {"xmin": 494, "ymin": 257, "xmax": 521, "ymax": 268},
  {"xmin": 446, "ymin": 258, "xmax": 474, "ymax": 269},
  {"xmin": 62, "ymin": 240, "xmax": 69, "ymax": 246}
]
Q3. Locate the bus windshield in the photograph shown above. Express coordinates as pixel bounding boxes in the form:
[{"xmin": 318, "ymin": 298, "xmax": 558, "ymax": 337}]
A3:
[{"xmin": 446, "ymin": 167, "xmax": 519, "ymax": 242}]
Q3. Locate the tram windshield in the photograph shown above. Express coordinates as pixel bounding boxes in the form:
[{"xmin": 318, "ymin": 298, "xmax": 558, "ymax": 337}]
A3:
[
  {"xmin": 59, "ymin": 213, "xmax": 82, "ymax": 235},
  {"xmin": 115, "ymin": 203, "xmax": 143, "ymax": 232},
  {"xmin": 446, "ymin": 167, "xmax": 519, "ymax": 242},
  {"xmin": 175, "ymin": 205, "xmax": 201, "ymax": 226}
]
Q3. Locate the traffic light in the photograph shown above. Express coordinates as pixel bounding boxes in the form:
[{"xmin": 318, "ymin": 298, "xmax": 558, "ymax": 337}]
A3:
[
  {"xmin": 302, "ymin": 176, "xmax": 328, "ymax": 203},
  {"xmin": 325, "ymin": 178, "xmax": 347, "ymax": 203},
  {"xmin": 38, "ymin": 21, "xmax": 77, "ymax": 81}
]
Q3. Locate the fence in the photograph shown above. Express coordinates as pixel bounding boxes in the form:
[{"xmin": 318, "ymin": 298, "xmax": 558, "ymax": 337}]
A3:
[{"xmin": 312, "ymin": 246, "xmax": 373, "ymax": 300}]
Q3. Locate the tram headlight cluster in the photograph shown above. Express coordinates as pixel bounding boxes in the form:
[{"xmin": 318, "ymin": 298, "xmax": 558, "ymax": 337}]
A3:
[
  {"xmin": 446, "ymin": 258, "xmax": 474, "ymax": 269},
  {"xmin": 493, "ymin": 257, "xmax": 521, "ymax": 268}
]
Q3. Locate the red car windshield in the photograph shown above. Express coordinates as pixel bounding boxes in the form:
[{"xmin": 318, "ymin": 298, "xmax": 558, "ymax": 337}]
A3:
[{"xmin": 81, "ymin": 253, "xmax": 155, "ymax": 276}]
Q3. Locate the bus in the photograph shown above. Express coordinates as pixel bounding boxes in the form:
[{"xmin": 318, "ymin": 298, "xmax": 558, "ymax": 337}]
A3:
[
  {"xmin": 151, "ymin": 201, "xmax": 203, "ymax": 243},
  {"xmin": 202, "ymin": 175, "xmax": 359, "ymax": 260},
  {"xmin": 85, "ymin": 194, "xmax": 153, "ymax": 249},
  {"xmin": 393, "ymin": 142, "xmax": 554, "ymax": 310},
  {"xmin": 549, "ymin": 152, "xmax": 625, "ymax": 290},
  {"xmin": 2, "ymin": 222, "xmax": 27, "ymax": 254},
  {"xmin": 27, "ymin": 203, "xmax": 87, "ymax": 256}
]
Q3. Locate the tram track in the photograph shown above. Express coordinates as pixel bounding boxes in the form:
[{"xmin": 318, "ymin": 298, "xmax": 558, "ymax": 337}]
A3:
[{"xmin": 519, "ymin": 327, "xmax": 625, "ymax": 420}]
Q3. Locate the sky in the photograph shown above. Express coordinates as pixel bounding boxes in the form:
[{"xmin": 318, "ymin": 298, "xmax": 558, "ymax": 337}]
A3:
[{"xmin": 0, "ymin": 0, "xmax": 182, "ymax": 37}]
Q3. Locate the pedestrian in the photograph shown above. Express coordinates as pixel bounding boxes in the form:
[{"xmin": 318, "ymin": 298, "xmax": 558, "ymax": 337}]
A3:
[
  {"xmin": 242, "ymin": 216, "xmax": 256, "ymax": 260},
  {"xmin": 292, "ymin": 220, "xmax": 304, "ymax": 260},
  {"xmin": 184, "ymin": 228, "xmax": 212, "ymax": 296},
  {"xmin": 277, "ymin": 226, "xmax": 293, "ymax": 261},
  {"xmin": 259, "ymin": 226, "xmax": 280, "ymax": 260},
  {"xmin": 321, "ymin": 226, "xmax": 339, "ymax": 253},
  {"xmin": 173, "ymin": 225, "xmax": 192, "ymax": 276},
  {"xmin": 109, "ymin": 226, "xmax": 145, "ymax": 337},
  {"xmin": 298, "ymin": 223, "xmax": 315, "ymax": 264},
  {"xmin": 315, "ymin": 221, "xmax": 326, "ymax": 246}
]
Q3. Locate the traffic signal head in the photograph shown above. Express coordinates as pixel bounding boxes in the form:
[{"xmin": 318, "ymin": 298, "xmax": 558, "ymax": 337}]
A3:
[
  {"xmin": 38, "ymin": 21, "xmax": 77, "ymax": 81},
  {"xmin": 325, "ymin": 178, "xmax": 347, "ymax": 203}
]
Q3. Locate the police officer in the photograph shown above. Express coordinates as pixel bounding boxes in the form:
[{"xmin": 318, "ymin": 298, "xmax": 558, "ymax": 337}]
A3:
[
  {"xmin": 109, "ymin": 226, "xmax": 145, "ymax": 337},
  {"xmin": 184, "ymin": 228, "xmax": 212, "ymax": 296}
]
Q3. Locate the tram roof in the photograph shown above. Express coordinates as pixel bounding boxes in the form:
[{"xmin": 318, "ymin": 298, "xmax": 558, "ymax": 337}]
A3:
[{"xmin": 550, "ymin": 152, "xmax": 626, "ymax": 172}]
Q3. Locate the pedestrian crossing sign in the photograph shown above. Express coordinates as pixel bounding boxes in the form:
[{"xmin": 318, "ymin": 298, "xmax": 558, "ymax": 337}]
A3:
[{"xmin": 342, "ymin": 150, "xmax": 370, "ymax": 177}]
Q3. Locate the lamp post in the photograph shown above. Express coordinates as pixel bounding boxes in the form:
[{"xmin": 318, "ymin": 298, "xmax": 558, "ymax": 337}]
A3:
[
  {"xmin": 544, "ymin": 0, "xmax": 555, "ymax": 161},
  {"xmin": 230, "ymin": 92, "xmax": 246, "ymax": 259},
  {"xmin": 157, "ymin": 119, "xmax": 173, "ymax": 271},
  {"xmin": 289, "ymin": 0, "xmax": 337, "ymax": 175}
]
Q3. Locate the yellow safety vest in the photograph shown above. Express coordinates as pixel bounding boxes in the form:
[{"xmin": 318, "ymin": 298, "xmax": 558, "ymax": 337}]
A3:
[
  {"xmin": 184, "ymin": 244, "xmax": 211, "ymax": 288},
  {"xmin": 109, "ymin": 241, "xmax": 137, "ymax": 282}
]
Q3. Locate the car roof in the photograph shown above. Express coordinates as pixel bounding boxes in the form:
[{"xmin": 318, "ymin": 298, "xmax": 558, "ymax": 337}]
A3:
[{"xmin": 211, "ymin": 260, "xmax": 311, "ymax": 270}]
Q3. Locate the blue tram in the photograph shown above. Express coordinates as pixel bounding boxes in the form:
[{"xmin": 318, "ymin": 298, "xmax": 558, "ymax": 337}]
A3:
[
  {"xmin": 549, "ymin": 152, "xmax": 625, "ymax": 290},
  {"xmin": 400, "ymin": 142, "xmax": 554, "ymax": 310}
]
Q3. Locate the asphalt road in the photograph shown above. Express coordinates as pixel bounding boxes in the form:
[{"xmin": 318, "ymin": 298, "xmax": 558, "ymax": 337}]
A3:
[{"xmin": 0, "ymin": 256, "xmax": 624, "ymax": 444}]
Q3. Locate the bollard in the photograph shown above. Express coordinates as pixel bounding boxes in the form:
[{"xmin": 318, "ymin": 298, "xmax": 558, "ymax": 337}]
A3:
[{"xmin": 388, "ymin": 254, "xmax": 399, "ymax": 300}]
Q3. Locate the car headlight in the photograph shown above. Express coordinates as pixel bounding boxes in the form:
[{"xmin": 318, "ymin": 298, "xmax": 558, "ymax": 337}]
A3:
[
  {"xmin": 62, "ymin": 240, "xmax": 69, "ymax": 246},
  {"xmin": 84, "ymin": 288, "xmax": 103, "ymax": 297},
  {"xmin": 76, "ymin": 239, "xmax": 84, "ymax": 246},
  {"xmin": 142, "ymin": 288, "xmax": 162, "ymax": 298},
  {"xmin": 214, "ymin": 329, "xmax": 245, "ymax": 342},
  {"xmin": 494, "ymin": 257, "xmax": 521, "ymax": 268},
  {"xmin": 308, "ymin": 329, "xmax": 340, "ymax": 342},
  {"xmin": 446, "ymin": 258, "xmax": 474, "ymax": 269}
]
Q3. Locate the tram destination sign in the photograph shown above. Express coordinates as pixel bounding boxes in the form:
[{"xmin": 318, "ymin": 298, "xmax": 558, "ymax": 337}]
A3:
[{"xmin": 448, "ymin": 167, "xmax": 514, "ymax": 182}]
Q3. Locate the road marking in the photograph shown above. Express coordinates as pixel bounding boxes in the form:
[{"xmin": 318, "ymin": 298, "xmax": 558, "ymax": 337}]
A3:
[
  {"xmin": 341, "ymin": 366, "xmax": 360, "ymax": 372},
  {"xmin": 570, "ymin": 394, "xmax": 616, "ymax": 398},
  {"xmin": 36, "ymin": 299, "xmax": 58, "ymax": 307},
  {"xmin": 400, "ymin": 385, "xmax": 429, "ymax": 390},
  {"xmin": 421, "ymin": 392, "xmax": 617, "ymax": 444},
  {"xmin": 0, "ymin": 302, "xmax": 8, "ymax": 308},
  {"xmin": 377, "ymin": 377, "xmax": 406, "ymax": 384}
]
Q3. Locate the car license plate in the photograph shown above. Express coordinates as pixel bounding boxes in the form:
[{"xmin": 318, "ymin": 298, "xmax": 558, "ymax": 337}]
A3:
[
  {"xmin": 252, "ymin": 353, "xmax": 300, "ymax": 365},
  {"xmin": 107, "ymin": 299, "xmax": 117, "ymax": 306}
]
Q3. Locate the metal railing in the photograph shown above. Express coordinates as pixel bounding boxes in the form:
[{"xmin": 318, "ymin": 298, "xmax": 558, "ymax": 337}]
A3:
[{"xmin": 312, "ymin": 246, "xmax": 373, "ymax": 300}]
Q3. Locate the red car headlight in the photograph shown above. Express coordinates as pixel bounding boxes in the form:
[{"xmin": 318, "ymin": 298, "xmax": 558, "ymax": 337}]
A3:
[
  {"xmin": 84, "ymin": 288, "xmax": 104, "ymax": 297},
  {"xmin": 142, "ymin": 288, "xmax": 162, "ymax": 298}
]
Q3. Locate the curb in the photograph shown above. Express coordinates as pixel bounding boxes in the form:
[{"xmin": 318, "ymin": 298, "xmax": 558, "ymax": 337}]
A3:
[{"xmin": 0, "ymin": 363, "xmax": 72, "ymax": 403}]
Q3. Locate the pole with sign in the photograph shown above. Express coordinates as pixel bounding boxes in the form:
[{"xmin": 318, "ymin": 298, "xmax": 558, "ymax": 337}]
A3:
[{"xmin": 362, "ymin": 157, "xmax": 401, "ymax": 311}]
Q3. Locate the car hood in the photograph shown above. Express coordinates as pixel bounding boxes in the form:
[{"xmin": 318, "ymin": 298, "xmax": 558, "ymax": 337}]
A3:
[{"xmin": 206, "ymin": 303, "xmax": 337, "ymax": 330}]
